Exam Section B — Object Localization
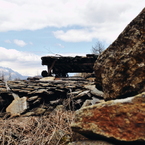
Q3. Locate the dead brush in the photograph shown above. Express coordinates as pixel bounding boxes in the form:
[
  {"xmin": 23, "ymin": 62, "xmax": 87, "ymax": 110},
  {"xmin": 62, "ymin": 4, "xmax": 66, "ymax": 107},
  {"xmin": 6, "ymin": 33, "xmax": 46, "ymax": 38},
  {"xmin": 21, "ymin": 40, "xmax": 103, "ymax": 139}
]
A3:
[{"xmin": 0, "ymin": 109, "xmax": 74, "ymax": 145}]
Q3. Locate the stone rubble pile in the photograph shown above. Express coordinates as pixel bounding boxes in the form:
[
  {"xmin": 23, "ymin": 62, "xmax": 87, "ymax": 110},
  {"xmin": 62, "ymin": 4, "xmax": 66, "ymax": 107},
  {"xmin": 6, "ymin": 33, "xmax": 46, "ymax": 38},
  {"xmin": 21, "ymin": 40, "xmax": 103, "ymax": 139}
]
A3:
[{"xmin": 0, "ymin": 77, "xmax": 103, "ymax": 117}]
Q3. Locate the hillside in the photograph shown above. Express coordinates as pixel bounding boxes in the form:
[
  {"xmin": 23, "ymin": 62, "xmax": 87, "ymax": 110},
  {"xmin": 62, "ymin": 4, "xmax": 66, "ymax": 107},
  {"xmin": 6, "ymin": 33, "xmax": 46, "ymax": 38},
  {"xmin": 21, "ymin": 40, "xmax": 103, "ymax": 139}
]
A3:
[{"xmin": 0, "ymin": 66, "xmax": 28, "ymax": 81}]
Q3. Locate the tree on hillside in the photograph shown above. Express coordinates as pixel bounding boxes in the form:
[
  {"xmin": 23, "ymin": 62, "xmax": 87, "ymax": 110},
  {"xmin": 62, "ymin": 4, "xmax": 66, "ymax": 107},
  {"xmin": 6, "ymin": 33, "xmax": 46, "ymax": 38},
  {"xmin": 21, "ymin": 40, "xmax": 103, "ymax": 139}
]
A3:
[{"xmin": 92, "ymin": 40, "xmax": 105, "ymax": 55}]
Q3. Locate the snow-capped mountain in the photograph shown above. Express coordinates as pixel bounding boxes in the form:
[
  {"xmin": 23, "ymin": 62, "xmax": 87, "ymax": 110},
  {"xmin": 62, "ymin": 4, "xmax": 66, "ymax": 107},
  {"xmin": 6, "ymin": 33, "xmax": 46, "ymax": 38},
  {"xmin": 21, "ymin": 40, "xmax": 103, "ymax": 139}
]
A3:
[{"xmin": 0, "ymin": 66, "xmax": 28, "ymax": 81}]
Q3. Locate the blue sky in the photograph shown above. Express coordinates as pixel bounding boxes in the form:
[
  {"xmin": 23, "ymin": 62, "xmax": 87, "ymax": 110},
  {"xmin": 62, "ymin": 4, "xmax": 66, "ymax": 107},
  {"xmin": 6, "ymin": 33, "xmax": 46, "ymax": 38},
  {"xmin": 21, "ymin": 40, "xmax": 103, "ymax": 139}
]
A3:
[{"xmin": 0, "ymin": 0, "xmax": 144, "ymax": 76}]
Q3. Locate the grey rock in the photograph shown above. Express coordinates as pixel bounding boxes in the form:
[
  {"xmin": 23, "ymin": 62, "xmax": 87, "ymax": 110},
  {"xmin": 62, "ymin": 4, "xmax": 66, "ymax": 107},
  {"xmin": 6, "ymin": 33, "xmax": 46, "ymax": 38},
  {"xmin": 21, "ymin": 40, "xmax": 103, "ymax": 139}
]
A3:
[
  {"xmin": 50, "ymin": 99, "xmax": 62, "ymax": 105},
  {"xmin": 27, "ymin": 96, "xmax": 39, "ymax": 102},
  {"xmin": 81, "ymin": 100, "xmax": 92, "ymax": 108},
  {"xmin": 84, "ymin": 85, "xmax": 104, "ymax": 98},
  {"xmin": 74, "ymin": 90, "xmax": 91, "ymax": 99}
]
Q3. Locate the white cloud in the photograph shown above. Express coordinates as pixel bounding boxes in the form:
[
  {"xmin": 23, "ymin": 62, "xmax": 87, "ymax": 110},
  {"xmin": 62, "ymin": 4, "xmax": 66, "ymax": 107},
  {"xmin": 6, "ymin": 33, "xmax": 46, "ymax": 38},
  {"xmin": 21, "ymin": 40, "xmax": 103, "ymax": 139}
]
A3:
[
  {"xmin": 56, "ymin": 43, "xmax": 64, "ymax": 48},
  {"xmin": 29, "ymin": 42, "xmax": 33, "ymax": 45},
  {"xmin": 5, "ymin": 39, "xmax": 32, "ymax": 47},
  {"xmin": 4, "ymin": 40, "xmax": 11, "ymax": 43},
  {"xmin": 53, "ymin": 29, "xmax": 94, "ymax": 42},
  {"xmin": 0, "ymin": 0, "xmax": 144, "ymax": 30},
  {"xmin": 13, "ymin": 39, "xmax": 27, "ymax": 47},
  {"xmin": 0, "ymin": 47, "xmax": 44, "ymax": 76},
  {"xmin": 53, "ymin": 26, "xmax": 122, "ymax": 43},
  {"xmin": 0, "ymin": 0, "xmax": 144, "ymax": 43}
]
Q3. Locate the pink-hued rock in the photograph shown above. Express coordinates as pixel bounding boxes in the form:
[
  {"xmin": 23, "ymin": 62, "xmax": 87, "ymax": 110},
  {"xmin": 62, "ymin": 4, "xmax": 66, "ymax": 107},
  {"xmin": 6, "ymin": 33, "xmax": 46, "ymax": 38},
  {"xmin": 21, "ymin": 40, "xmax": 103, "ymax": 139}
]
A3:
[
  {"xmin": 94, "ymin": 8, "xmax": 145, "ymax": 100},
  {"xmin": 71, "ymin": 92, "xmax": 145, "ymax": 142}
]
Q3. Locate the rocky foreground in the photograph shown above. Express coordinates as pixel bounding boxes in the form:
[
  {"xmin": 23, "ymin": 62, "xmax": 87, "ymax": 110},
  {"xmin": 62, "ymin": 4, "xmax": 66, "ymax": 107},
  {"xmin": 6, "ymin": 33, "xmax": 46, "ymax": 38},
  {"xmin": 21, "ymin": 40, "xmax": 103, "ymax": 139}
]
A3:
[
  {"xmin": 0, "ymin": 77, "xmax": 103, "ymax": 117},
  {"xmin": 71, "ymin": 7, "xmax": 145, "ymax": 145},
  {"xmin": 0, "ymin": 77, "xmax": 107, "ymax": 144}
]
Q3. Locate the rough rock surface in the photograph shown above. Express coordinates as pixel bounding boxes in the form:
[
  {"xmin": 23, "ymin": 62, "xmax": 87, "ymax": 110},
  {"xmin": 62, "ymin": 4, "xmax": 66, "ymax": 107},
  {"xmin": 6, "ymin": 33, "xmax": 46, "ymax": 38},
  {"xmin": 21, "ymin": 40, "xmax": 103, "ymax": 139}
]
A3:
[
  {"xmin": 94, "ymin": 8, "xmax": 145, "ymax": 100},
  {"xmin": 71, "ymin": 92, "xmax": 145, "ymax": 142},
  {"xmin": 6, "ymin": 96, "xmax": 27, "ymax": 117}
]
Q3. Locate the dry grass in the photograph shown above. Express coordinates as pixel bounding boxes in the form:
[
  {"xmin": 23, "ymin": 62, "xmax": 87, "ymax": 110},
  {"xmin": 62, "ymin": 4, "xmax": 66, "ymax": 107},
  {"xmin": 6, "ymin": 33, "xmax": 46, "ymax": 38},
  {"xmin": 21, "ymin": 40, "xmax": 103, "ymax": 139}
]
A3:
[{"xmin": 0, "ymin": 109, "xmax": 74, "ymax": 145}]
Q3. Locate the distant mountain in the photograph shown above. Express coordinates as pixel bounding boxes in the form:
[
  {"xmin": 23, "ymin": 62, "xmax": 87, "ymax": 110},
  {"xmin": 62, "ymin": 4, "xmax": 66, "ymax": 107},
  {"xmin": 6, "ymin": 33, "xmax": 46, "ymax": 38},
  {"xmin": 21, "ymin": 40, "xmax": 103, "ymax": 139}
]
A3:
[{"xmin": 0, "ymin": 66, "xmax": 28, "ymax": 81}]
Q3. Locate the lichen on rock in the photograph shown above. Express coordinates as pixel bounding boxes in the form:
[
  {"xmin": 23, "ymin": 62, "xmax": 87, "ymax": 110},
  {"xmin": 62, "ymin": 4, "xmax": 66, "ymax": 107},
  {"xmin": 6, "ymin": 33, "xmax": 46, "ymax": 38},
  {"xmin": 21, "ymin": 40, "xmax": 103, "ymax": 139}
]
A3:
[{"xmin": 71, "ymin": 92, "xmax": 145, "ymax": 142}]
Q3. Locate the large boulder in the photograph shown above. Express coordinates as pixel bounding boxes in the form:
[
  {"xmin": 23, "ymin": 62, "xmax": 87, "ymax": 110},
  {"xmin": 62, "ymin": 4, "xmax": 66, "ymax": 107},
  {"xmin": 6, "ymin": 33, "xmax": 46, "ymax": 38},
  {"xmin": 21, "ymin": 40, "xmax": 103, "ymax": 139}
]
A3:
[
  {"xmin": 71, "ymin": 92, "xmax": 145, "ymax": 143},
  {"xmin": 94, "ymin": 8, "xmax": 145, "ymax": 100}
]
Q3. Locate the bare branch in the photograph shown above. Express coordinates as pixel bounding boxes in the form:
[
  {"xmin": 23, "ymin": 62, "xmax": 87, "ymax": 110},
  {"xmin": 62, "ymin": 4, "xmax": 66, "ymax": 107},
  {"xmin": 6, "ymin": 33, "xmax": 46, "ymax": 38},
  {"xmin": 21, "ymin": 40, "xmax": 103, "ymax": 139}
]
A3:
[{"xmin": 92, "ymin": 41, "xmax": 105, "ymax": 55}]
